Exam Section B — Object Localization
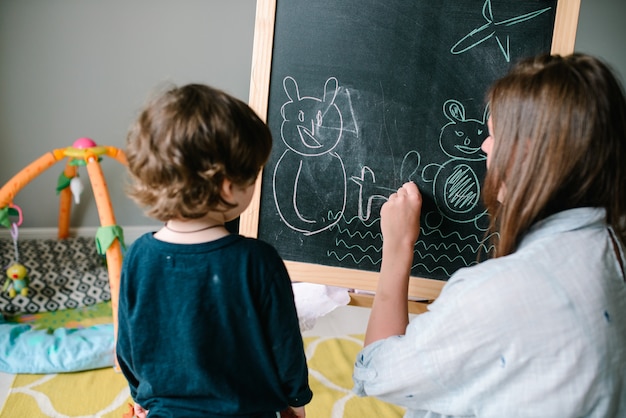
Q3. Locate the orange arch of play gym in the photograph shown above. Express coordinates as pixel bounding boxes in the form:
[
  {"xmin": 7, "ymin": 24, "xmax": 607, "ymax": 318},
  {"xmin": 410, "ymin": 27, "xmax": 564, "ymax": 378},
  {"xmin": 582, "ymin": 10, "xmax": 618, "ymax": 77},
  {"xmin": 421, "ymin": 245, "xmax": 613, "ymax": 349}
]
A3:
[{"xmin": 0, "ymin": 138, "xmax": 126, "ymax": 344}]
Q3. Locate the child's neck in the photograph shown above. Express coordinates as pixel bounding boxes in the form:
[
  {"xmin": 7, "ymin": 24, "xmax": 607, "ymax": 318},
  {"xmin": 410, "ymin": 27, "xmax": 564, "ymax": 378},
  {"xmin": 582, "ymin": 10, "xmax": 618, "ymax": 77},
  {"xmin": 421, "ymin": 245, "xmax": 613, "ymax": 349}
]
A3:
[{"xmin": 154, "ymin": 217, "xmax": 229, "ymax": 244}]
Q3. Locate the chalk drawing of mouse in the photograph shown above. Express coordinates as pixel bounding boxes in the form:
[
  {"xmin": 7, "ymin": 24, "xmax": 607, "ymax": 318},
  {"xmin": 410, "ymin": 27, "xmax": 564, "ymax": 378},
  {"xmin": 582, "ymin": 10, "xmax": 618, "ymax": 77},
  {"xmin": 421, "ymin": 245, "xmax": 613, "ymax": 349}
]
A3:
[
  {"xmin": 272, "ymin": 76, "xmax": 347, "ymax": 235},
  {"xmin": 418, "ymin": 99, "xmax": 489, "ymax": 229}
]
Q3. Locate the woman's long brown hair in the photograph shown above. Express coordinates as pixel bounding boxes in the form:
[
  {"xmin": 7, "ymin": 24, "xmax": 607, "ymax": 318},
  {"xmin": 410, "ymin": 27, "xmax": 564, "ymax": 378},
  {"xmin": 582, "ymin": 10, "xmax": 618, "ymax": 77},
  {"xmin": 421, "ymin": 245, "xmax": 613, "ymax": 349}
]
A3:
[{"xmin": 483, "ymin": 54, "xmax": 626, "ymax": 257}]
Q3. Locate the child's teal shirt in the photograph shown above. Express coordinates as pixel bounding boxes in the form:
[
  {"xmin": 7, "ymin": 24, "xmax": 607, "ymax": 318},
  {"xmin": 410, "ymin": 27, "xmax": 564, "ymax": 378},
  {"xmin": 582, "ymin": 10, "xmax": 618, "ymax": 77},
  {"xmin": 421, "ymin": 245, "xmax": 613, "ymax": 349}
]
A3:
[{"xmin": 117, "ymin": 233, "xmax": 312, "ymax": 417}]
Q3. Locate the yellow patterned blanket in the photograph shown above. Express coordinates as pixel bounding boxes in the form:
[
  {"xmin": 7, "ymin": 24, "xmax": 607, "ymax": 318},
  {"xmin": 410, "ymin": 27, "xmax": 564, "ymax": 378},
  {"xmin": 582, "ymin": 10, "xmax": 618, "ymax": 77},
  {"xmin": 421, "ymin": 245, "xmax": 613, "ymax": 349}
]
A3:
[{"xmin": 1, "ymin": 335, "xmax": 404, "ymax": 418}]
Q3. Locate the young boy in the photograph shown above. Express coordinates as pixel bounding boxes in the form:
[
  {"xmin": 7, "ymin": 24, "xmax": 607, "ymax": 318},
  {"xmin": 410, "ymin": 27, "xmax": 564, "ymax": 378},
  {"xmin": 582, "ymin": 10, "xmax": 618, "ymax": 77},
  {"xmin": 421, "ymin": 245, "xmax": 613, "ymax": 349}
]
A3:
[{"xmin": 117, "ymin": 83, "xmax": 312, "ymax": 417}]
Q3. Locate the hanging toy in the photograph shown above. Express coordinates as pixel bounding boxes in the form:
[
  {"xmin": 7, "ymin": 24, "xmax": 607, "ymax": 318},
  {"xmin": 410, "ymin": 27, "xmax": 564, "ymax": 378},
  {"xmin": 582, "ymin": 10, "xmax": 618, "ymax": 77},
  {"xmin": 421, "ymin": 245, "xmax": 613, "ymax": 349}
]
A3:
[
  {"xmin": 70, "ymin": 175, "xmax": 84, "ymax": 204},
  {"xmin": 4, "ymin": 263, "xmax": 28, "ymax": 298},
  {"xmin": 2, "ymin": 210, "xmax": 29, "ymax": 298}
]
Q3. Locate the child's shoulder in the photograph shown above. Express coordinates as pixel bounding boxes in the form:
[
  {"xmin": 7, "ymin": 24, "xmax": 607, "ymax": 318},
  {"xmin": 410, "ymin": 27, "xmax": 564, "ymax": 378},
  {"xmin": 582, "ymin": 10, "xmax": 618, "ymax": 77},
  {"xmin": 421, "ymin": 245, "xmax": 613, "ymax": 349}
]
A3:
[{"xmin": 125, "ymin": 233, "xmax": 282, "ymax": 261}]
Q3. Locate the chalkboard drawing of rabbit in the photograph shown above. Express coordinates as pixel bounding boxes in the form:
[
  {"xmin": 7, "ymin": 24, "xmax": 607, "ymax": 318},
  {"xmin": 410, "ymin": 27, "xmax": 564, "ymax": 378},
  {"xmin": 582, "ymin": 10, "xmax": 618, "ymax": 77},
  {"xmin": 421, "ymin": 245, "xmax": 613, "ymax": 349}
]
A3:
[
  {"xmin": 417, "ymin": 99, "xmax": 489, "ymax": 230},
  {"xmin": 272, "ymin": 76, "xmax": 347, "ymax": 236}
]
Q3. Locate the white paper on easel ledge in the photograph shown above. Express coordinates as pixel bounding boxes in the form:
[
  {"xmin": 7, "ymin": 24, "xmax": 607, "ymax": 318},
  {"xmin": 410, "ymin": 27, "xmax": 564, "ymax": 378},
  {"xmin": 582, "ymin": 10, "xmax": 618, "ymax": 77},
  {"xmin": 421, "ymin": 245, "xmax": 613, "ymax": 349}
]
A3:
[{"xmin": 292, "ymin": 283, "xmax": 351, "ymax": 332}]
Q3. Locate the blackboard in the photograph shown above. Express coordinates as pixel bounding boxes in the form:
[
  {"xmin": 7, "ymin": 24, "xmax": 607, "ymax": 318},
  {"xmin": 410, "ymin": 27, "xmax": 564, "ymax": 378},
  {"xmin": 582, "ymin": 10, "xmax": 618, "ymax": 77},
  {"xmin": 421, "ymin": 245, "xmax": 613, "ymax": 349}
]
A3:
[{"xmin": 241, "ymin": 0, "xmax": 580, "ymax": 300}]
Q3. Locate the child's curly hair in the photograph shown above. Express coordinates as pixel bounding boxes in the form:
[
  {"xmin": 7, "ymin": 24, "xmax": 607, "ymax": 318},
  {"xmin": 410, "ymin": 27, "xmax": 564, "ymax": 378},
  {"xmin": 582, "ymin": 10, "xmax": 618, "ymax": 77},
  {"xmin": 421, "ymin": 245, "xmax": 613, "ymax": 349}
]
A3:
[{"xmin": 125, "ymin": 84, "xmax": 272, "ymax": 221}]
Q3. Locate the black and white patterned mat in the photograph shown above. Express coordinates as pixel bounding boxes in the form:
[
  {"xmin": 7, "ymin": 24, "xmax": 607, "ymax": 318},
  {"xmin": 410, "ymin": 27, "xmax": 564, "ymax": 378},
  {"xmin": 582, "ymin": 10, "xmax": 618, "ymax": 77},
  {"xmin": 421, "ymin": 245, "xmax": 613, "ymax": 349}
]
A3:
[{"xmin": 1, "ymin": 237, "xmax": 111, "ymax": 314}]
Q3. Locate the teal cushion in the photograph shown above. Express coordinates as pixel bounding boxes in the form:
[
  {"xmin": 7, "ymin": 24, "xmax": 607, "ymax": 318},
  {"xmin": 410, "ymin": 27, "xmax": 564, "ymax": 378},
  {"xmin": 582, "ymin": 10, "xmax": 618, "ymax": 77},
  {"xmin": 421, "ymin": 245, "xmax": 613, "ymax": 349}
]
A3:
[{"xmin": 0, "ymin": 322, "xmax": 114, "ymax": 373}]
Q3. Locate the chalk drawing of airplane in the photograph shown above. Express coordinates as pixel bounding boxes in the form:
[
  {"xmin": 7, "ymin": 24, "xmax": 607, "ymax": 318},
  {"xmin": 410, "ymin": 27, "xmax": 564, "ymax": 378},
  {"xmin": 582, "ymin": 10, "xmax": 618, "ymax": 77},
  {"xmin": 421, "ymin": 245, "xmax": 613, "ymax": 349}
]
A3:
[{"xmin": 450, "ymin": 0, "xmax": 551, "ymax": 62}]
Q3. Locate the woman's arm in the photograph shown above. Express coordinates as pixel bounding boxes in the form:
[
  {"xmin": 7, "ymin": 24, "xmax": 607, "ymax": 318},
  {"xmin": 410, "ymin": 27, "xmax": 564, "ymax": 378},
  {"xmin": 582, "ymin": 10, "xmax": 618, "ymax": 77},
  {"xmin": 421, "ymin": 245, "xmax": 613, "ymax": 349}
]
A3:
[{"xmin": 364, "ymin": 182, "xmax": 422, "ymax": 346}]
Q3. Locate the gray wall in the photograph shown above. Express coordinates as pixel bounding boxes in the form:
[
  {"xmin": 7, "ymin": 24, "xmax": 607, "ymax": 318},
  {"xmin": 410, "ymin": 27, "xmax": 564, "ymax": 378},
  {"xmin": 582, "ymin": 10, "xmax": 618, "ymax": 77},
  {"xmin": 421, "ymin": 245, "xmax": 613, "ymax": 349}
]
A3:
[
  {"xmin": 576, "ymin": 0, "xmax": 626, "ymax": 84},
  {"xmin": 1, "ymin": 0, "xmax": 624, "ymax": 229},
  {"xmin": 0, "ymin": 1, "xmax": 257, "ymax": 229}
]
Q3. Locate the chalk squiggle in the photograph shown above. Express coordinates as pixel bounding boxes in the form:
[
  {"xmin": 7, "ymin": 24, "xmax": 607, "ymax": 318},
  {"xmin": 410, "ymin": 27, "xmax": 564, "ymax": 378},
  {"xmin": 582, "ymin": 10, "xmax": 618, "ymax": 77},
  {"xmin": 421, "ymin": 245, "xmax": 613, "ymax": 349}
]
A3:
[
  {"xmin": 339, "ymin": 213, "xmax": 381, "ymax": 228},
  {"xmin": 333, "ymin": 212, "xmax": 497, "ymax": 249},
  {"xmin": 333, "ymin": 239, "xmax": 382, "ymax": 254},
  {"xmin": 414, "ymin": 251, "xmax": 472, "ymax": 265},
  {"xmin": 420, "ymin": 225, "xmax": 498, "ymax": 244},
  {"xmin": 326, "ymin": 250, "xmax": 381, "ymax": 266},
  {"xmin": 419, "ymin": 239, "xmax": 494, "ymax": 255},
  {"xmin": 330, "ymin": 223, "xmax": 383, "ymax": 241}
]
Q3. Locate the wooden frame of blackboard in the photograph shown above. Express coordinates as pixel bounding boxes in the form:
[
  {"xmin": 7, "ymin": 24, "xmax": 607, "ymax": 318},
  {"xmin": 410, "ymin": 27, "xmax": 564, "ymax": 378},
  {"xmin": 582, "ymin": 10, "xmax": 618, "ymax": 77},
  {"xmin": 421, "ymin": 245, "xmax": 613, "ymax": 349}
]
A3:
[{"xmin": 240, "ymin": 0, "xmax": 581, "ymax": 311}]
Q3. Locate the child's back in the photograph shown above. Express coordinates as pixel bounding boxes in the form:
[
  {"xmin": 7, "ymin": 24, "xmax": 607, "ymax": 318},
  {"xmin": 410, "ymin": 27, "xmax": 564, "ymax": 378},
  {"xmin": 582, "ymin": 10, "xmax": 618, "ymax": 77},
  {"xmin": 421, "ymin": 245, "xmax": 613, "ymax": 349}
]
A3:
[{"xmin": 117, "ymin": 83, "xmax": 312, "ymax": 417}]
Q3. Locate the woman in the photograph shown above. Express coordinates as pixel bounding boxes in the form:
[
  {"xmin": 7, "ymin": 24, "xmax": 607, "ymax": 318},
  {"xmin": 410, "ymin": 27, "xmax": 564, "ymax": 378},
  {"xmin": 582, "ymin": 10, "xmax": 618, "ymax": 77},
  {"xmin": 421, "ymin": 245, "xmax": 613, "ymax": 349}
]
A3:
[{"xmin": 353, "ymin": 53, "xmax": 626, "ymax": 417}]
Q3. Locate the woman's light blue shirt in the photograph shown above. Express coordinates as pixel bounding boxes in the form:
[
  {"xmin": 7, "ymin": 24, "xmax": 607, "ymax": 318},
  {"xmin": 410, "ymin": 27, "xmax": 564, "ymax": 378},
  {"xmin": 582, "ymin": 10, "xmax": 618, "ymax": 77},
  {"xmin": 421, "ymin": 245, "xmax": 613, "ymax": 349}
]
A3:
[{"xmin": 353, "ymin": 208, "xmax": 626, "ymax": 417}]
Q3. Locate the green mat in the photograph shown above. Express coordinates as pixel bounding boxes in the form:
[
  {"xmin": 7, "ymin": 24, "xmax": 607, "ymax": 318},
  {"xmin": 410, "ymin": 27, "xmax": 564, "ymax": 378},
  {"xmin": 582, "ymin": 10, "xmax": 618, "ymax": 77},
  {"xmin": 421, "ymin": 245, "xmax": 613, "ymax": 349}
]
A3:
[{"xmin": 4, "ymin": 301, "xmax": 112, "ymax": 331}]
